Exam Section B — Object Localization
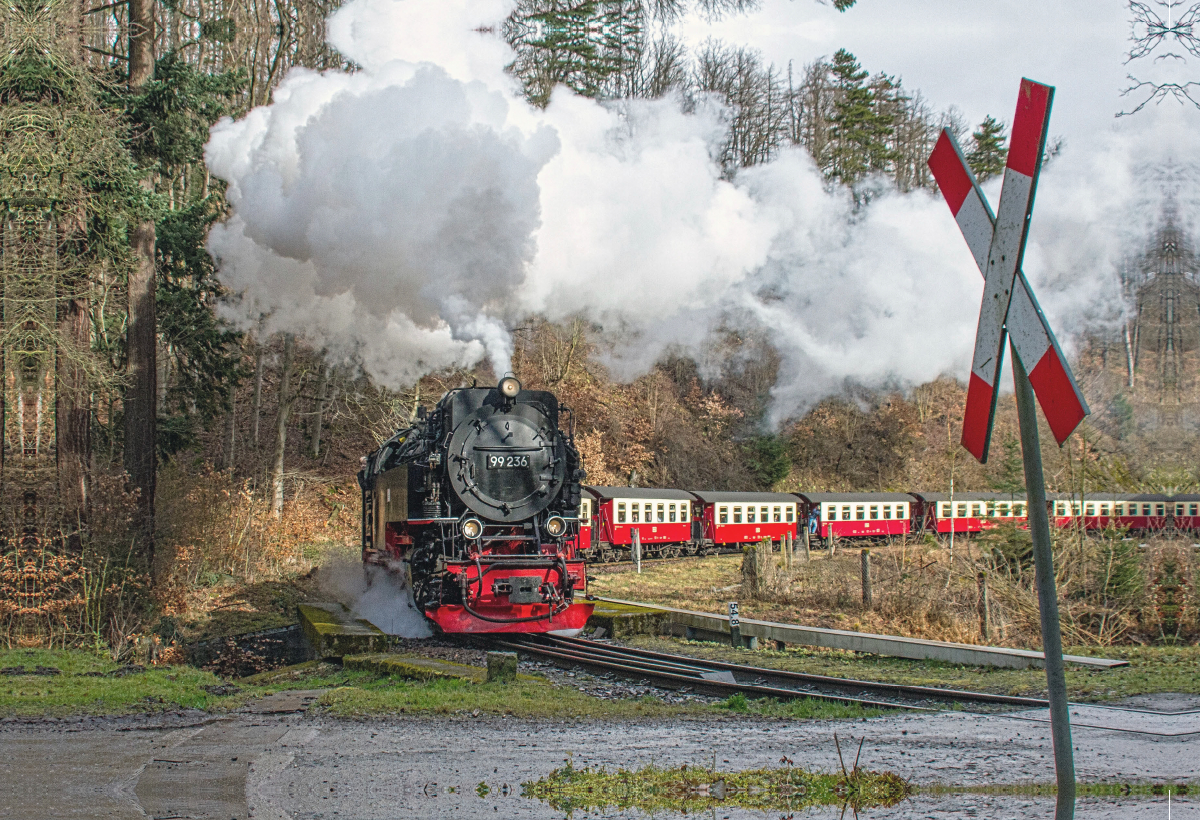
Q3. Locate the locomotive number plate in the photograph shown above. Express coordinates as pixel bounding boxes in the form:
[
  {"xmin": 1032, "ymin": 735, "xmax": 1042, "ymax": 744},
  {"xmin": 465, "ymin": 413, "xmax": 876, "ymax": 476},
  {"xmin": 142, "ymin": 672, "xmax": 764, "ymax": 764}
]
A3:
[{"xmin": 487, "ymin": 454, "xmax": 530, "ymax": 469}]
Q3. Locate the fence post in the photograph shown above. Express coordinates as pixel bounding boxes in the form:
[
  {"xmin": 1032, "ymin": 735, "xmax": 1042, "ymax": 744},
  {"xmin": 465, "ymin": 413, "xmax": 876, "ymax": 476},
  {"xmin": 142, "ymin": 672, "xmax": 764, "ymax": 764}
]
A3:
[
  {"xmin": 741, "ymin": 546, "xmax": 758, "ymax": 597},
  {"xmin": 861, "ymin": 548, "xmax": 872, "ymax": 608},
  {"xmin": 783, "ymin": 533, "xmax": 793, "ymax": 571},
  {"xmin": 977, "ymin": 571, "xmax": 990, "ymax": 641},
  {"xmin": 802, "ymin": 527, "xmax": 811, "ymax": 562},
  {"xmin": 632, "ymin": 528, "xmax": 641, "ymax": 574},
  {"xmin": 828, "ymin": 528, "xmax": 836, "ymax": 556}
]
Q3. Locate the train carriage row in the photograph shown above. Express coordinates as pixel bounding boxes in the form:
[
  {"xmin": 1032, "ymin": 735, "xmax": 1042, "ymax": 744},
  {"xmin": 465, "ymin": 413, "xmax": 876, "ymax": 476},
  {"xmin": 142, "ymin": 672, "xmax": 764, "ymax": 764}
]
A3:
[{"xmin": 573, "ymin": 487, "xmax": 1191, "ymax": 562}]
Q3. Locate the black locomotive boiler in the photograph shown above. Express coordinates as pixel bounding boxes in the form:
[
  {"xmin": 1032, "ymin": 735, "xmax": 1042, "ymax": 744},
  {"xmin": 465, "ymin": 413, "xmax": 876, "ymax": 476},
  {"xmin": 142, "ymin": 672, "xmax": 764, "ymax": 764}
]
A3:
[{"xmin": 358, "ymin": 377, "xmax": 594, "ymax": 634}]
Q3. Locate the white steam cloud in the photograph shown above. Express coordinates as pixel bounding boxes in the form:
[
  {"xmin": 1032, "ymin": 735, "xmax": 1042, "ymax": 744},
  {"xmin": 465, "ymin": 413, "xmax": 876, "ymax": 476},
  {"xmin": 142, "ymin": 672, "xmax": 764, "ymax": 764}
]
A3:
[
  {"xmin": 206, "ymin": 0, "xmax": 1175, "ymax": 421},
  {"xmin": 319, "ymin": 556, "xmax": 433, "ymax": 638}
]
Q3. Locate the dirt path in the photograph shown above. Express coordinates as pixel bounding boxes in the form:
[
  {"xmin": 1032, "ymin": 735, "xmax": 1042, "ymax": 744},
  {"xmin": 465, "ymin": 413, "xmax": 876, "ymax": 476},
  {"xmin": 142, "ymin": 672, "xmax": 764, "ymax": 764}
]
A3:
[{"xmin": 1, "ymin": 695, "xmax": 1195, "ymax": 819}]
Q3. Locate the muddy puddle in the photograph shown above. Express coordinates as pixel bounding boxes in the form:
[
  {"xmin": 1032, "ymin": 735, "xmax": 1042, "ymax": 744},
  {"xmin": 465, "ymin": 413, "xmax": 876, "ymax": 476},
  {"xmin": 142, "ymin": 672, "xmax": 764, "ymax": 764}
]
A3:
[{"xmin": 1, "ymin": 703, "xmax": 1195, "ymax": 819}]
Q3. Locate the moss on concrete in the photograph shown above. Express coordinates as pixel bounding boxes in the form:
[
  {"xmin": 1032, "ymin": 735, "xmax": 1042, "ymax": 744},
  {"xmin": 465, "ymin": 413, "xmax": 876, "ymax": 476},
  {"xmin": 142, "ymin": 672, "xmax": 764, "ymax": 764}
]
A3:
[
  {"xmin": 298, "ymin": 603, "xmax": 393, "ymax": 658},
  {"xmin": 344, "ymin": 653, "xmax": 486, "ymax": 682},
  {"xmin": 587, "ymin": 600, "xmax": 669, "ymax": 638}
]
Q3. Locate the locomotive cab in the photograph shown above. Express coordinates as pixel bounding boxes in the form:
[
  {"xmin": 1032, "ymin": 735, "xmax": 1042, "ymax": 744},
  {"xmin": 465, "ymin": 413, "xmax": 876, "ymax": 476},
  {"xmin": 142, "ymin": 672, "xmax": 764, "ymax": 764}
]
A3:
[{"xmin": 359, "ymin": 379, "xmax": 593, "ymax": 635}]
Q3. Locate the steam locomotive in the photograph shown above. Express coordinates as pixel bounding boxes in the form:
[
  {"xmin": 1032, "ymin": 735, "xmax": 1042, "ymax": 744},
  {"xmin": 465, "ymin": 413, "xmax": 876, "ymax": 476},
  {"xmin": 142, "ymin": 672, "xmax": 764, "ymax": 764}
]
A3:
[{"xmin": 358, "ymin": 377, "xmax": 594, "ymax": 635}]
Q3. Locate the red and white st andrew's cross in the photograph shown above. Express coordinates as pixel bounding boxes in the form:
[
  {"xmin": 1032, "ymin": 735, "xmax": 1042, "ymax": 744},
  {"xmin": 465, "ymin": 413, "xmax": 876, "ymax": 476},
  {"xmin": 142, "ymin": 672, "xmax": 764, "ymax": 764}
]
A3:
[{"xmin": 928, "ymin": 78, "xmax": 1088, "ymax": 462}]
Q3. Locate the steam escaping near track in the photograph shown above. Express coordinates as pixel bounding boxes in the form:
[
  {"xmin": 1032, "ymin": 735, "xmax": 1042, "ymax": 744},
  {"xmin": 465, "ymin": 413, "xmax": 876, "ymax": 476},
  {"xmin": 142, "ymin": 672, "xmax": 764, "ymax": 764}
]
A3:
[
  {"xmin": 205, "ymin": 0, "xmax": 1162, "ymax": 420},
  {"xmin": 318, "ymin": 556, "xmax": 432, "ymax": 638}
]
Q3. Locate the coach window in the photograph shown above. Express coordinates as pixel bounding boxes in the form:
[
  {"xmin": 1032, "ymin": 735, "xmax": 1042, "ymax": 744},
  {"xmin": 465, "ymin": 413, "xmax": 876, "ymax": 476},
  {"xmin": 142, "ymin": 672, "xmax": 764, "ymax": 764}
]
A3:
[
  {"xmin": 657, "ymin": 503, "xmax": 665, "ymax": 522},
  {"xmin": 1114, "ymin": 503, "xmax": 1123, "ymax": 515},
  {"xmin": 617, "ymin": 503, "xmax": 627, "ymax": 524},
  {"xmin": 772, "ymin": 506, "xmax": 781, "ymax": 522},
  {"xmin": 1177, "ymin": 504, "xmax": 1185, "ymax": 517},
  {"xmin": 747, "ymin": 507, "xmax": 756, "ymax": 523},
  {"xmin": 1156, "ymin": 503, "xmax": 1165, "ymax": 516},
  {"xmin": 882, "ymin": 505, "xmax": 892, "ymax": 520},
  {"xmin": 631, "ymin": 504, "xmax": 640, "ymax": 523},
  {"xmin": 1085, "ymin": 503, "xmax": 1095, "ymax": 516},
  {"xmin": 1056, "ymin": 502, "xmax": 1066, "ymax": 516},
  {"xmin": 956, "ymin": 503, "xmax": 967, "ymax": 518},
  {"xmin": 580, "ymin": 500, "xmax": 591, "ymax": 524},
  {"xmin": 970, "ymin": 503, "xmax": 981, "ymax": 517},
  {"xmin": 998, "ymin": 503, "xmax": 1009, "ymax": 517},
  {"xmin": 669, "ymin": 503, "xmax": 677, "ymax": 523},
  {"xmin": 732, "ymin": 506, "xmax": 742, "ymax": 524},
  {"xmin": 1141, "ymin": 503, "xmax": 1150, "ymax": 515},
  {"xmin": 826, "ymin": 506, "xmax": 837, "ymax": 520},
  {"xmin": 856, "ymin": 506, "xmax": 865, "ymax": 520},
  {"xmin": 1099, "ymin": 504, "xmax": 1109, "ymax": 516},
  {"xmin": 1013, "ymin": 503, "xmax": 1024, "ymax": 516},
  {"xmin": 1192, "ymin": 504, "xmax": 1199, "ymax": 516},
  {"xmin": 939, "ymin": 503, "xmax": 950, "ymax": 517},
  {"xmin": 898, "ymin": 504, "xmax": 907, "ymax": 519},
  {"xmin": 681, "ymin": 504, "xmax": 689, "ymax": 522},
  {"xmin": 869, "ymin": 506, "xmax": 879, "ymax": 519},
  {"xmin": 718, "ymin": 506, "xmax": 728, "ymax": 524},
  {"xmin": 786, "ymin": 507, "xmax": 794, "ymax": 523},
  {"xmin": 841, "ymin": 505, "xmax": 851, "ymax": 519}
]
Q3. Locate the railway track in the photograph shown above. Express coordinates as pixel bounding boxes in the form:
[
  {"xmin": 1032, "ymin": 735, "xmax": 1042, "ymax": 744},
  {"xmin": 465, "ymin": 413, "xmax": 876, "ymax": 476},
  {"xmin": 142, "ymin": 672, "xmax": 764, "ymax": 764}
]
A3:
[{"xmin": 495, "ymin": 634, "xmax": 1049, "ymax": 712}]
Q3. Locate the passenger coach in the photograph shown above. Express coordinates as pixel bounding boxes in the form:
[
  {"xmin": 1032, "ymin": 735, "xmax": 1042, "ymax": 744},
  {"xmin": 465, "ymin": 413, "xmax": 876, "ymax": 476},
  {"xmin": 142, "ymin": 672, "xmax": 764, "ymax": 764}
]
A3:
[
  {"xmin": 799, "ymin": 493, "xmax": 913, "ymax": 539},
  {"xmin": 1048, "ymin": 493, "xmax": 1170, "ymax": 531},
  {"xmin": 911, "ymin": 492, "xmax": 1027, "ymax": 535},
  {"xmin": 581, "ymin": 486, "xmax": 697, "ymax": 561},
  {"xmin": 691, "ymin": 491, "xmax": 799, "ymax": 550}
]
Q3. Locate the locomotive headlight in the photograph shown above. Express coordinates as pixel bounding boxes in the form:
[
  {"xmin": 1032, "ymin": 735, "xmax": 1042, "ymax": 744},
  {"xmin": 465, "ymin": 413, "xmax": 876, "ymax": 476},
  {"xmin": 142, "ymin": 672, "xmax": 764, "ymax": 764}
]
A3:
[
  {"xmin": 462, "ymin": 518, "xmax": 483, "ymax": 540},
  {"xmin": 499, "ymin": 376, "xmax": 522, "ymax": 398},
  {"xmin": 544, "ymin": 516, "xmax": 566, "ymax": 537}
]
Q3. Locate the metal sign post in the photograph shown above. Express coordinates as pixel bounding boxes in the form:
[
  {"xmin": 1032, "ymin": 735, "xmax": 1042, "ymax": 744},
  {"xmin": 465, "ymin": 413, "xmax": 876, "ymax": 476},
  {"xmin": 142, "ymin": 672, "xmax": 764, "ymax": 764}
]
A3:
[
  {"xmin": 728, "ymin": 601, "xmax": 741, "ymax": 648},
  {"xmin": 929, "ymin": 78, "xmax": 1087, "ymax": 819}
]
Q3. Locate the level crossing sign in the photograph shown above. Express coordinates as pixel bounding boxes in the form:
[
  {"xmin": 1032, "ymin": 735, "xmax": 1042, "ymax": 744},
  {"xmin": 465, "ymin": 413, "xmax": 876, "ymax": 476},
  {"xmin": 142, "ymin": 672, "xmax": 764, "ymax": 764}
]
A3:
[{"xmin": 928, "ymin": 79, "xmax": 1089, "ymax": 463}]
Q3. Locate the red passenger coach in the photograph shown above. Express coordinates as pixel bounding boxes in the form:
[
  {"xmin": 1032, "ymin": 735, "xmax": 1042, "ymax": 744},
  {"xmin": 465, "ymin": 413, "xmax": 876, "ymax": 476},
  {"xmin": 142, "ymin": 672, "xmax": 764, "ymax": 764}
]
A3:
[
  {"xmin": 1049, "ymin": 493, "xmax": 1170, "ymax": 531},
  {"xmin": 691, "ymin": 492, "xmax": 799, "ymax": 550},
  {"xmin": 583, "ymin": 486, "xmax": 697, "ymax": 560},
  {"xmin": 799, "ymin": 493, "xmax": 913, "ymax": 539},
  {"xmin": 1173, "ymin": 495, "xmax": 1200, "ymax": 532},
  {"xmin": 911, "ymin": 492, "xmax": 1027, "ymax": 535}
]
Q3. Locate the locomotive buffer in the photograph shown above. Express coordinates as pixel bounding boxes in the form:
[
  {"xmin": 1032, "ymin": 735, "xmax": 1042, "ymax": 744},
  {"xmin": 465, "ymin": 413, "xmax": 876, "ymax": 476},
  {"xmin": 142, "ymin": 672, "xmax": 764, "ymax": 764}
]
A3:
[{"xmin": 928, "ymin": 78, "xmax": 1088, "ymax": 819}]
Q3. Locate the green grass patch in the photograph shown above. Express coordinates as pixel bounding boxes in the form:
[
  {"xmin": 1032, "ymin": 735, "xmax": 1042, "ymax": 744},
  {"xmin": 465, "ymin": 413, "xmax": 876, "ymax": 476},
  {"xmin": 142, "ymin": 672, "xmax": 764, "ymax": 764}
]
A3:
[
  {"xmin": 0, "ymin": 648, "xmax": 892, "ymax": 721},
  {"xmin": 523, "ymin": 759, "xmax": 913, "ymax": 814},
  {"xmin": 0, "ymin": 649, "xmax": 253, "ymax": 716},
  {"xmin": 625, "ymin": 636, "xmax": 1200, "ymax": 701}
]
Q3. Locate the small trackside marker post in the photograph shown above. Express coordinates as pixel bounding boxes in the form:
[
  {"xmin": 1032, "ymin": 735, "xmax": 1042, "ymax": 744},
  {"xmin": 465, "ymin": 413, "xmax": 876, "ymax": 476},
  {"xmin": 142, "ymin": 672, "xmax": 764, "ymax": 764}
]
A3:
[
  {"xmin": 728, "ymin": 601, "xmax": 741, "ymax": 649},
  {"xmin": 929, "ymin": 77, "xmax": 1080, "ymax": 820}
]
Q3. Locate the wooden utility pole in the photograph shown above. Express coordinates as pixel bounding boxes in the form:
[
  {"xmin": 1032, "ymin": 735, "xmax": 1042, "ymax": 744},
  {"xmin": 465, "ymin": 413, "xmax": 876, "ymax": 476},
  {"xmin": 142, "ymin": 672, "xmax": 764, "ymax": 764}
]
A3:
[{"xmin": 124, "ymin": 0, "xmax": 157, "ymax": 567}]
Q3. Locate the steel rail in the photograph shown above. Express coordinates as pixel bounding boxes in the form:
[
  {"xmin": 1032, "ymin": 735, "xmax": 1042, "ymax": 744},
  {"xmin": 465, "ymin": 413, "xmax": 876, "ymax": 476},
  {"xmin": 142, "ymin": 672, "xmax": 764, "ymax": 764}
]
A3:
[
  {"xmin": 498, "ymin": 634, "xmax": 1049, "ymax": 710},
  {"xmin": 493, "ymin": 636, "xmax": 916, "ymax": 710}
]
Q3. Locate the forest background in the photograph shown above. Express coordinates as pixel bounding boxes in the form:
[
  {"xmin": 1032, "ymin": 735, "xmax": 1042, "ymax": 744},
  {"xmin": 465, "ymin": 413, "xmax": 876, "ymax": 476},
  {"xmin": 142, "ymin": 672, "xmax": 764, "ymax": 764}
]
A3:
[{"xmin": 0, "ymin": 0, "xmax": 1191, "ymax": 650}]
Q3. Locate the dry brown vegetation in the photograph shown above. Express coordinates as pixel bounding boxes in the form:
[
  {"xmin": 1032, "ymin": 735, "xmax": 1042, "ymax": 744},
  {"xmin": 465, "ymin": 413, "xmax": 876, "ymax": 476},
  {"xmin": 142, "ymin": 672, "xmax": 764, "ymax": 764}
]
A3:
[{"xmin": 594, "ymin": 529, "xmax": 1198, "ymax": 649}]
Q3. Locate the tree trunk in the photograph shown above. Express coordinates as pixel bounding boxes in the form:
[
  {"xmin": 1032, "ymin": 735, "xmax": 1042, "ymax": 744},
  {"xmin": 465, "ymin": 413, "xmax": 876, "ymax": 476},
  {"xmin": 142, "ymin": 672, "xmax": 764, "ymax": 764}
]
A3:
[
  {"xmin": 271, "ymin": 334, "xmax": 296, "ymax": 518},
  {"xmin": 223, "ymin": 393, "xmax": 236, "ymax": 472},
  {"xmin": 57, "ymin": 299, "xmax": 91, "ymax": 544},
  {"xmin": 125, "ymin": 0, "xmax": 156, "ymax": 566},
  {"xmin": 251, "ymin": 341, "xmax": 264, "ymax": 449},
  {"xmin": 310, "ymin": 362, "xmax": 328, "ymax": 458},
  {"xmin": 127, "ymin": 0, "xmax": 155, "ymax": 88}
]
